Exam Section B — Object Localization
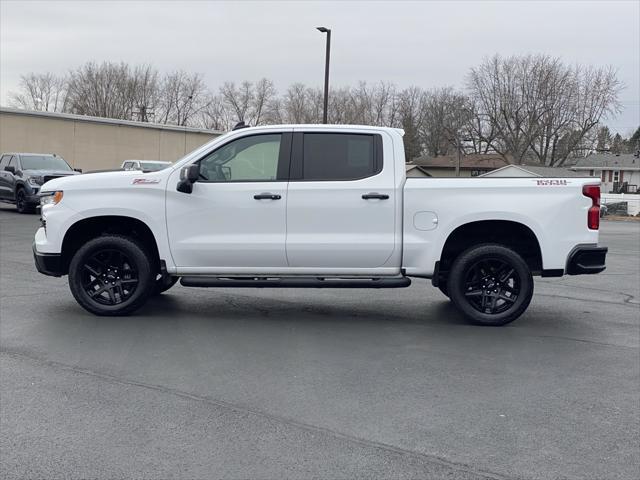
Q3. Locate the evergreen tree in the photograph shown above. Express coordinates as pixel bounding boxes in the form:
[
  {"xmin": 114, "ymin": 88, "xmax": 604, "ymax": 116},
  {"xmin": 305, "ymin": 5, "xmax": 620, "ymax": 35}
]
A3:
[
  {"xmin": 611, "ymin": 133, "xmax": 624, "ymax": 154},
  {"xmin": 627, "ymin": 126, "xmax": 640, "ymax": 153}
]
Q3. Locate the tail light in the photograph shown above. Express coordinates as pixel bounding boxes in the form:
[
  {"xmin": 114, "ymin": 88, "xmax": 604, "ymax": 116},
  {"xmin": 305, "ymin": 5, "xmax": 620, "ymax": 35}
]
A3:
[{"xmin": 583, "ymin": 184, "xmax": 600, "ymax": 230}]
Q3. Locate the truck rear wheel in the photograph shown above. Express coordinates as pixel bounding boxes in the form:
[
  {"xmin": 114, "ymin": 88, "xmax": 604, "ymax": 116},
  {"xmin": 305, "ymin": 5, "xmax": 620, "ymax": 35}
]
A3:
[
  {"xmin": 447, "ymin": 244, "xmax": 533, "ymax": 326},
  {"xmin": 68, "ymin": 235, "xmax": 154, "ymax": 316}
]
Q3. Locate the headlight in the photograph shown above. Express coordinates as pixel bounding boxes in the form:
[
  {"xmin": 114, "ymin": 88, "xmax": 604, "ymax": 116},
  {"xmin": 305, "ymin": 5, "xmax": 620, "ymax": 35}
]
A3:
[
  {"xmin": 40, "ymin": 191, "xmax": 64, "ymax": 206},
  {"xmin": 28, "ymin": 175, "xmax": 44, "ymax": 186}
]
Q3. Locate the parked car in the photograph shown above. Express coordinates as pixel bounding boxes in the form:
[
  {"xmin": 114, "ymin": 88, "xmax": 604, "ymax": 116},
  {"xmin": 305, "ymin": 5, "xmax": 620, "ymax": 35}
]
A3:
[
  {"xmin": 121, "ymin": 160, "xmax": 171, "ymax": 172},
  {"xmin": 0, "ymin": 152, "xmax": 80, "ymax": 213},
  {"xmin": 33, "ymin": 125, "xmax": 607, "ymax": 325}
]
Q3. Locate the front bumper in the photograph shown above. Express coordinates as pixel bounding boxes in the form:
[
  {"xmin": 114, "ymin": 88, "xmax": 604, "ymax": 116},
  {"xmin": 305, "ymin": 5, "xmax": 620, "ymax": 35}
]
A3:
[
  {"xmin": 24, "ymin": 191, "xmax": 41, "ymax": 206},
  {"xmin": 566, "ymin": 245, "xmax": 607, "ymax": 275},
  {"xmin": 33, "ymin": 243, "xmax": 63, "ymax": 277}
]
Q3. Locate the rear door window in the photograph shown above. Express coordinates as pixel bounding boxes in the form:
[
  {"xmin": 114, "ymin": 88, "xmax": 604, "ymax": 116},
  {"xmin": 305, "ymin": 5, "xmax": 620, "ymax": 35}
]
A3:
[{"xmin": 299, "ymin": 133, "xmax": 381, "ymax": 181}]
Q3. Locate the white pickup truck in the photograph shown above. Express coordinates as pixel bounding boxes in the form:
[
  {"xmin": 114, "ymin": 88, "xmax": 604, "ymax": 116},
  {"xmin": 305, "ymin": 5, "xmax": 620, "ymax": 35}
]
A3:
[{"xmin": 34, "ymin": 124, "xmax": 607, "ymax": 325}]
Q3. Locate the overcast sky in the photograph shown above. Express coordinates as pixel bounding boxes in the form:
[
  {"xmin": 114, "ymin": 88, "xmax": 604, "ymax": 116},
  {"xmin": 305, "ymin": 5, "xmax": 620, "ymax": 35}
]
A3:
[{"xmin": 1, "ymin": 0, "xmax": 638, "ymax": 134}]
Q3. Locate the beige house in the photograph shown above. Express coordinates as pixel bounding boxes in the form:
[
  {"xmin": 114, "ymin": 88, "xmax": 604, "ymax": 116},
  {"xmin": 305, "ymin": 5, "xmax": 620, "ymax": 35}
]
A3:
[{"xmin": 0, "ymin": 107, "xmax": 221, "ymax": 172}]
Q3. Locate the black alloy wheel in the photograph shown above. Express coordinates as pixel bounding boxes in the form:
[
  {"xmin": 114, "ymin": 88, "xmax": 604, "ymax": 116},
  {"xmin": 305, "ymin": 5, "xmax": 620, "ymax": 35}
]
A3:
[
  {"xmin": 81, "ymin": 249, "xmax": 139, "ymax": 305},
  {"xmin": 463, "ymin": 258, "xmax": 520, "ymax": 315},
  {"xmin": 68, "ymin": 235, "xmax": 154, "ymax": 316},
  {"xmin": 448, "ymin": 244, "xmax": 533, "ymax": 326}
]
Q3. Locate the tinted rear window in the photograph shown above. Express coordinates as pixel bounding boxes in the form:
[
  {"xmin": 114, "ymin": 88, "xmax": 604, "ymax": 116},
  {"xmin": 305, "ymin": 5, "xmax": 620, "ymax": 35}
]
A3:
[{"xmin": 302, "ymin": 133, "xmax": 378, "ymax": 181}]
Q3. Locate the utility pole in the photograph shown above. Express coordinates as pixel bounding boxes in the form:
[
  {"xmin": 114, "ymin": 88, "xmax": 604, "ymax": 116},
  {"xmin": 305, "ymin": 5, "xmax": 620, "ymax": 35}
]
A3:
[{"xmin": 316, "ymin": 27, "xmax": 331, "ymax": 124}]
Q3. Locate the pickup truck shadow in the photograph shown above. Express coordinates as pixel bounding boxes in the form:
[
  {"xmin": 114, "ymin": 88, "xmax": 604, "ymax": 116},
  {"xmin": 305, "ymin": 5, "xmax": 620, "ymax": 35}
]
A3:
[{"xmin": 137, "ymin": 291, "xmax": 471, "ymax": 327}]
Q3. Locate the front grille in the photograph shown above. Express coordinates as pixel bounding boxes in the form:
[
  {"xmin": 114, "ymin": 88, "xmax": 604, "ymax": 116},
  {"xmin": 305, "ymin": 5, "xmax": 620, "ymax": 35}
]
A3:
[{"xmin": 43, "ymin": 175, "xmax": 65, "ymax": 184}]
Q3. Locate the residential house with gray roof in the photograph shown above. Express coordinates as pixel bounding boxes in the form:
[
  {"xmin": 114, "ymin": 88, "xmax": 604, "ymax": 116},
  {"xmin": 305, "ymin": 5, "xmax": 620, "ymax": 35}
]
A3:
[{"xmin": 571, "ymin": 153, "xmax": 640, "ymax": 193}]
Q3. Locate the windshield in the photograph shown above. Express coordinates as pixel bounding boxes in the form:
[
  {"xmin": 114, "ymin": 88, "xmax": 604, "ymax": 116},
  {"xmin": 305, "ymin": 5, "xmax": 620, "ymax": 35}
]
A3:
[
  {"xmin": 141, "ymin": 162, "xmax": 170, "ymax": 171},
  {"xmin": 21, "ymin": 155, "xmax": 72, "ymax": 171}
]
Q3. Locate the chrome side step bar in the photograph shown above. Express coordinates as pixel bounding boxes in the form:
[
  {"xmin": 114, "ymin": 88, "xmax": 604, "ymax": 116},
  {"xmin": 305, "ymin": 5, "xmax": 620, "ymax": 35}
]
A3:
[{"xmin": 180, "ymin": 276, "xmax": 411, "ymax": 289}]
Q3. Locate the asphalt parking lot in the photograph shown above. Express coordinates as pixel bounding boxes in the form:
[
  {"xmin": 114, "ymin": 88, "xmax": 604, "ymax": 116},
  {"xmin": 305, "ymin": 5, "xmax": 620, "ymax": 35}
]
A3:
[{"xmin": 1, "ymin": 205, "xmax": 638, "ymax": 480}]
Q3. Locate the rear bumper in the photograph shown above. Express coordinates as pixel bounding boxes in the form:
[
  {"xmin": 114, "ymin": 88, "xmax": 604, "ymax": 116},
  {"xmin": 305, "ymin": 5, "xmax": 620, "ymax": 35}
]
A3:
[
  {"xmin": 33, "ymin": 243, "xmax": 63, "ymax": 277},
  {"xmin": 566, "ymin": 245, "xmax": 607, "ymax": 275}
]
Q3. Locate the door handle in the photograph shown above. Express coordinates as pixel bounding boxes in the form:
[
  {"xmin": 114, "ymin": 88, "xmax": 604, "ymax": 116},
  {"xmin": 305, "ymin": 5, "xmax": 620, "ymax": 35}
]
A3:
[
  {"xmin": 253, "ymin": 193, "xmax": 281, "ymax": 200},
  {"xmin": 362, "ymin": 193, "xmax": 389, "ymax": 200}
]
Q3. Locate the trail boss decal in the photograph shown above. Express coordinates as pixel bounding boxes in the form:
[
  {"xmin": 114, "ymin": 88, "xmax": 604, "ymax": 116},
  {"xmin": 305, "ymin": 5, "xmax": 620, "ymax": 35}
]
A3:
[
  {"xmin": 535, "ymin": 179, "xmax": 571, "ymax": 186},
  {"xmin": 132, "ymin": 178, "xmax": 160, "ymax": 185}
]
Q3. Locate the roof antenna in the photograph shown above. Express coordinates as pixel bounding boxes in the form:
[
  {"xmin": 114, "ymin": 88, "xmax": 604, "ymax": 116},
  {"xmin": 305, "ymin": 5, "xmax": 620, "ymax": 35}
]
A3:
[{"xmin": 232, "ymin": 121, "xmax": 250, "ymax": 131}]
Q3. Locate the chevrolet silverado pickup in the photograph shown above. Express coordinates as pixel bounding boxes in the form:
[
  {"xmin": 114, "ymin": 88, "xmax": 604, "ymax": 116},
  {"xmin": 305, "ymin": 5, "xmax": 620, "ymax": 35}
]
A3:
[{"xmin": 33, "ymin": 124, "xmax": 607, "ymax": 325}]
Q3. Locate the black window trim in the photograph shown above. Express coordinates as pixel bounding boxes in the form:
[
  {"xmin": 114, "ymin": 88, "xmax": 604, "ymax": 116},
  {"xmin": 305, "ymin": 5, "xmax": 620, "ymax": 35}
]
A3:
[
  {"xmin": 289, "ymin": 132, "xmax": 383, "ymax": 182},
  {"xmin": 194, "ymin": 132, "xmax": 292, "ymax": 183}
]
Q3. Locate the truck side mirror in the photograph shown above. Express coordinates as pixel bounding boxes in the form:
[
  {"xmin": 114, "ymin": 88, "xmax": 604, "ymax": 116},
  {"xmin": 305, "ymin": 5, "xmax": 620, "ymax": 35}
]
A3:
[
  {"xmin": 177, "ymin": 164, "xmax": 200, "ymax": 194},
  {"xmin": 4, "ymin": 166, "xmax": 15, "ymax": 174},
  {"xmin": 74, "ymin": 168, "xmax": 83, "ymax": 173}
]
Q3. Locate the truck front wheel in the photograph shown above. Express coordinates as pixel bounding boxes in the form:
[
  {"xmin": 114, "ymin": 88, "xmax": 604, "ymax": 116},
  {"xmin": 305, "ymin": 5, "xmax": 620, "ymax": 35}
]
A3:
[
  {"xmin": 447, "ymin": 244, "xmax": 533, "ymax": 326},
  {"xmin": 16, "ymin": 188, "xmax": 35, "ymax": 214},
  {"xmin": 68, "ymin": 235, "xmax": 155, "ymax": 316}
]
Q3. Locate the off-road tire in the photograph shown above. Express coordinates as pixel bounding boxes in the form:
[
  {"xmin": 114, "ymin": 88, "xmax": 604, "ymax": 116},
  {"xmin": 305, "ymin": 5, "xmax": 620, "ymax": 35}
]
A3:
[
  {"xmin": 68, "ymin": 235, "xmax": 155, "ymax": 316},
  {"xmin": 447, "ymin": 244, "xmax": 533, "ymax": 326}
]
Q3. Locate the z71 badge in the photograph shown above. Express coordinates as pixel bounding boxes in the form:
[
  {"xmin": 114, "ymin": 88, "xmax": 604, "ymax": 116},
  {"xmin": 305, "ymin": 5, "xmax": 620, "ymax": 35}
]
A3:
[
  {"xmin": 132, "ymin": 178, "xmax": 160, "ymax": 185},
  {"xmin": 535, "ymin": 179, "xmax": 570, "ymax": 186}
]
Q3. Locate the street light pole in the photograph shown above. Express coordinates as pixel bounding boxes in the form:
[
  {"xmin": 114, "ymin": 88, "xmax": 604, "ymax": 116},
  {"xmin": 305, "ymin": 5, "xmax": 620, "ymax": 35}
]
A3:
[
  {"xmin": 316, "ymin": 26, "xmax": 331, "ymax": 124},
  {"xmin": 456, "ymin": 135, "xmax": 461, "ymax": 177}
]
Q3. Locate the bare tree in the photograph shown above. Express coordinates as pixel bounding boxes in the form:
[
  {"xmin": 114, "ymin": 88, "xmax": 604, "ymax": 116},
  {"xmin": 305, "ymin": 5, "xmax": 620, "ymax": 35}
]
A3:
[
  {"xmin": 9, "ymin": 55, "xmax": 622, "ymax": 143},
  {"xmin": 219, "ymin": 81, "xmax": 253, "ymax": 124},
  {"xmin": 419, "ymin": 87, "xmax": 473, "ymax": 157},
  {"xmin": 550, "ymin": 65, "xmax": 621, "ymax": 165},
  {"xmin": 9, "ymin": 72, "xmax": 68, "ymax": 112},
  {"xmin": 252, "ymin": 78, "xmax": 277, "ymax": 124},
  {"xmin": 468, "ymin": 55, "xmax": 542, "ymax": 163},
  {"xmin": 396, "ymin": 87, "xmax": 427, "ymax": 161},
  {"xmin": 66, "ymin": 62, "xmax": 135, "ymax": 119},
  {"xmin": 468, "ymin": 54, "xmax": 621, "ymax": 165},
  {"xmin": 200, "ymin": 94, "xmax": 232, "ymax": 131},
  {"xmin": 130, "ymin": 64, "xmax": 160, "ymax": 122},
  {"xmin": 277, "ymin": 83, "xmax": 323, "ymax": 123},
  {"xmin": 157, "ymin": 71, "xmax": 209, "ymax": 126}
]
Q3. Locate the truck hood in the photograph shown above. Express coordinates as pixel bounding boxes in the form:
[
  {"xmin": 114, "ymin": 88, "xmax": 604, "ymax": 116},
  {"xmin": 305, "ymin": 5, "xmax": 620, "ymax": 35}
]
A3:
[{"xmin": 40, "ymin": 169, "xmax": 170, "ymax": 192}]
